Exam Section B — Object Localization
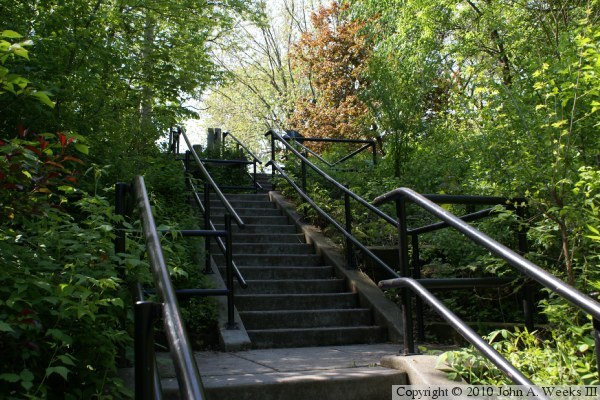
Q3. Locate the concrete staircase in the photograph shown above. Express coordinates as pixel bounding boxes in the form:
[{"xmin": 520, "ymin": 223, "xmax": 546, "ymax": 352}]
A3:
[{"xmin": 210, "ymin": 173, "xmax": 387, "ymax": 349}]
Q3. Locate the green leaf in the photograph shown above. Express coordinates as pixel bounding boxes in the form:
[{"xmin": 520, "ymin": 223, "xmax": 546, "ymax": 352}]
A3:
[
  {"xmin": 0, "ymin": 373, "xmax": 20, "ymax": 383},
  {"xmin": 32, "ymin": 91, "xmax": 55, "ymax": 108},
  {"xmin": 46, "ymin": 328, "xmax": 73, "ymax": 345},
  {"xmin": 74, "ymin": 143, "xmax": 89, "ymax": 155},
  {"xmin": 46, "ymin": 366, "xmax": 70, "ymax": 380},
  {"xmin": 1, "ymin": 30, "xmax": 23, "ymax": 39},
  {"xmin": 57, "ymin": 354, "xmax": 76, "ymax": 366},
  {"xmin": 0, "ymin": 321, "xmax": 14, "ymax": 333}
]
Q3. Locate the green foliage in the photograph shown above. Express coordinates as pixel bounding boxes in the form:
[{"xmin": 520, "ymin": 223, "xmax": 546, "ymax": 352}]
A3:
[
  {"xmin": 438, "ymin": 315, "xmax": 598, "ymax": 385},
  {"xmin": 0, "ymin": 137, "xmax": 135, "ymax": 398},
  {"xmin": 1, "ymin": 1, "xmax": 262, "ymax": 161}
]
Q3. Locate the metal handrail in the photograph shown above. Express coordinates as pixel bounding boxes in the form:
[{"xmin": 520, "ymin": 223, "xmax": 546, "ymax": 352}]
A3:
[
  {"xmin": 373, "ymin": 187, "xmax": 600, "ymax": 320},
  {"xmin": 277, "ymin": 132, "xmax": 377, "ymax": 168},
  {"xmin": 188, "ymin": 177, "xmax": 247, "ymax": 288},
  {"xmin": 223, "ymin": 131, "xmax": 262, "ymax": 164},
  {"xmin": 181, "ymin": 128, "xmax": 245, "ymax": 228},
  {"xmin": 267, "ymin": 160, "xmax": 398, "ymax": 277},
  {"xmin": 266, "ymin": 161, "xmax": 546, "ymax": 390},
  {"xmin": 132, "ymin": 176, "xmax": 205, "ymax": 400},
  {"xmin": 267, "ymin": 130, "xmax": 397, "ymax": 225},
  {"xmin": 379, "ymin": 277, "xmax": 546, "ymax": 397}
]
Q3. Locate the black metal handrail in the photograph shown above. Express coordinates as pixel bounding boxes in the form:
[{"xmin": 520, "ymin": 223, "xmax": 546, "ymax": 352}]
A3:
[
  {"xmin": 374, "ymin": 187, "xmax": 600, "ymax": 381},
  {"xmin": 379, "ymin": 277, "xmax": 547, "ymax": 398},
  {"xmin": 266, "ymin": 130, "xmax": 396, "ymax": 225},
  {"xmin": 283, "ymin": 135, "xmax": 378, "ymax": 167},
  {"xmin": 374, "ymin": 187, "xmax": 600, "ymax": 318},
  {"xmin": 223, "ymin": 131, "xmax": 262, "ymax": 164},
  {"xmin": 188, "ymin": 177, "xmax": 248, "ymax": 289},
  {"xmin": 267, "ymin": 156, "xmax": 547, "ymax": 390},
  {"xmin": 267, "ymin": 129, "xmax": 533, "ymax": 334},
  {"xmin": 181, "ymin": 128, "xmax": 245, "ymax": 228},
  {"xmin": 131, "ymin": 176, "xmax": 205, "ymax": 400}
]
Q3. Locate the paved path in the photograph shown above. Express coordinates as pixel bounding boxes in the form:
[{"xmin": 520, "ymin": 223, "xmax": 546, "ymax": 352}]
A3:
[{"xmin": 158, "ymin": 344, "xmax": 407, "ymax": 399}]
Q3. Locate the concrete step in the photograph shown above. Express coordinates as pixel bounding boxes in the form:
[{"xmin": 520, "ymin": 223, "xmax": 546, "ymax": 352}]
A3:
[
  {"xmin": 236, "ymin": 278, "xmax": 346, "ymax": 294},
  {"xmin": 210, "ymin": 206, "xmax": 281, "ymax": 217},
  {"xmin": 214, "ymin": 223, "xmax": 298, "ymax": 234},
  {"xmin": 155, "ymin": 344, "xmax": 407, "ymax": 400},
  {"xmin": 213, "ymin": 253, "xmax": 322, "ymax": 266},
  {"xmin": 239, "ymin": 309, "xmax": 373, "ymax": 330},
  {"xmin": 235, "ymin": 293, "xmax": 360, "ymax": 311},
  {"xmin": 211, "ymin": 193, "xmax": 271, "ymax": 202},
  {"xmin": 231, "ymin": 233, "xmax": 306, "ymax": 244},
  {"xmin": 228, "ymin": 266, "xmax": 334, "ymax": 280},
  {"xmin": 247, "ymin": 326, "xmax": 388, "ymax": 349},
  {"xmin": 216, "ymin": 214, "xmax": 290, "ymax": 225},
  {"xmin": 212, "ymin": 242, "xmax": 315, "ymax": 255},
  {"xmin": 210, "ymin": 199, "xmax": 275, "ymax": 209}
]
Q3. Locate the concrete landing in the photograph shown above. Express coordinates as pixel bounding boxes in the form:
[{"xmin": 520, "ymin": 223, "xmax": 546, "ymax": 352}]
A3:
[{"xmin": 158, "ymin": 344, "xmax": 407, "ymax": 400}]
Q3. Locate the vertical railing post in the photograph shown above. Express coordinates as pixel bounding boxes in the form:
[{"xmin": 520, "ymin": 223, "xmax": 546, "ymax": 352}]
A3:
[
  {"xmin": 301, "ymin": 151, "xmax": 307, "ymax": 195},
  {"xmin": 269, "ymin": 131, "xmax": 276, "ymax": 180},
  {"xmin": 396, "ymin": 196, "xmax": 415, "ymax": 354},
  {"xmin": 253, "ymin": 161, "xmax": 258, "ymax": 193},
  {"xmin": 371, "ymin": 140, "xmax": 377, "ymax": 165},
  {"xmin": 203, "ymin": 181, "xmax": 212, "ymax": 274},
  {"xmin": 593, "ymin": 315, "xmax": 600, "ymax": 383},
  {"xmin": 224, "ymin": 213, "xmax": 237, "ymax": 329},
  {"xmin": 516, "ymin": 205, "xmax": 534, "ymax": 331},
  {"xmin": 184, "ymin": 150, "xmax": 191, "ymax": 174},
  {"xmin": 135, "ymin": 301, "xmax": 159, "ymax": 400},
  {"xmin": 344, "ymin": 189, "xmax": 355, "ymax": 269},
  {"xmin": 412, "ymin": 234, "xmax": 425, "ymax": 341}
]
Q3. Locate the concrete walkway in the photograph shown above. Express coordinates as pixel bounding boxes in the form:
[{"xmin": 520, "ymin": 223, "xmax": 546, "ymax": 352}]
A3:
[{"xmin": 158, "ymin": 344, "xmax": 408, "ymax": 400}]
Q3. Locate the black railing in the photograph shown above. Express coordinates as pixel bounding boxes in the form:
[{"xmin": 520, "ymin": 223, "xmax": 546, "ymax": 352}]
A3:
[
  {"xmin": 267, "ymin": 129, "xmax": 532, "ymax": 333},
  {"xmin": 116, "ymin": 177, "xmax": 205, "ymax": 400},
  {"xmin": 178, "ymin": 128, "xmax": 248, "ymax": 292},
  {"xmin": 374, "ymin": 188, "xmax": 600, "ymax": 383},
  {"xmin": 171, "ymin": 129, "xmax": 262, "ymax": 192},
  {"xmin": 278, "ymin": 133, "xmax": 378, "ymax": 167},
  {"xmin": 265, "ymin": 129, "xmax": 600, "ymax": 387}
]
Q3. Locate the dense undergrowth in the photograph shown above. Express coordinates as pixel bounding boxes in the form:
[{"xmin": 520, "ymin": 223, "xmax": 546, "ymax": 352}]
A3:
[{"xmin": 0, "ymin": 35, "xmax": 217, "ymax": 399}]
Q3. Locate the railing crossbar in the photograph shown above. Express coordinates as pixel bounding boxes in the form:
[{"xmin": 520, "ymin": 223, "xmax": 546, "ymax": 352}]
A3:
[
  {"xmin": 374, "ymin": 187, "xmax": 600, "ymax": 321},
  {"xmin": 267, "ymin": 130, "xmax": 397, "ymax": 225}
]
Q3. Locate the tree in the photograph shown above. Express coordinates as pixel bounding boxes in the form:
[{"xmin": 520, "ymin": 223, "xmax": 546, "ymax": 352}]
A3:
[
  {"xmin": 0, "ymin": 0, "xmax": 261, "ymax": 169},
  {"xmin": 347, "ymin": 0, "xmax": 599, "ymax": 282},
  {"xmin": 288, "ymin": 1, "xmax": 373, "ymax": 149},
  {"xmin": 203, "ymin": 0, "xmax": 326, "ymax": 151}
]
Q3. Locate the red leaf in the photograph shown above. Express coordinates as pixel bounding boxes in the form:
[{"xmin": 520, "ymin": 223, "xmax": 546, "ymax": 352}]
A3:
[
  {"xmin": 62, "ymin": 155, "xmax": 84, "ymax": 164},
  {"xmin": 38, "ymin": 137, "xmax": 49, "ymax": 150},
  {"xmin": 24, "ymin": 145, "xmax": 42, "ymax": 156},
  {"xmin": 65, "ymin": 176, "xmax": 77, "ymax": 183},
  {"xmin": 44, "ymin": 160, "xmax": 65, "ymax": 169},
  {"xmin": 57, "ymin": 132, "xmax": 67, "ymax": 148}
]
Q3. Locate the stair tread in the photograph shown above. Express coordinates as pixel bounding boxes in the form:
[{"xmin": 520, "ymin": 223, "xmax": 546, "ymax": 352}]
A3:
[
  {"xmin": 239, "ymin": 308, "xmax": 371, "ymax": 315},
  {"xmin": 247, "ymin": 326, "xmax": 384, "ymax": 333}
]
